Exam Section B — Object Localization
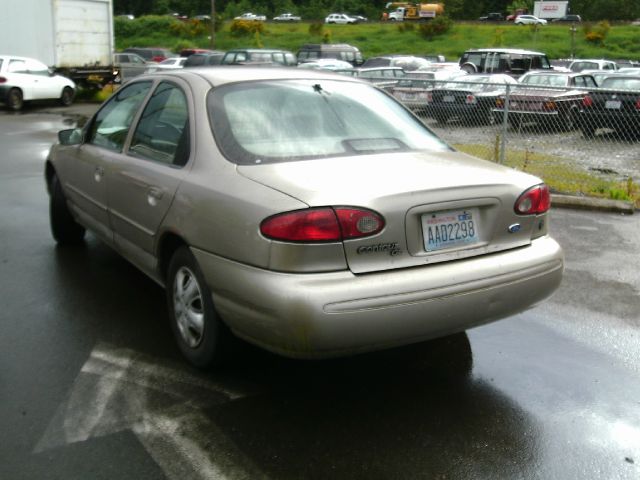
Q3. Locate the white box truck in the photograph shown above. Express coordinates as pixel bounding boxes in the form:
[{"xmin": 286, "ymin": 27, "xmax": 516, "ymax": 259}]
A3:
[
  {"xmin": 0, "ymin": 0, "xmax": 117, "ymax": 87},
  {"xmin": 533, "ymin": 1, "xmax": 569, "ymax": 20}
]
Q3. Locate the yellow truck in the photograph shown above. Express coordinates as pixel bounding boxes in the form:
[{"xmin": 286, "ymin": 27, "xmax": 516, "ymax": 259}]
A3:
[{"xmin": 385, "ymin": 2, "xmax": 445, "ymax": 21}]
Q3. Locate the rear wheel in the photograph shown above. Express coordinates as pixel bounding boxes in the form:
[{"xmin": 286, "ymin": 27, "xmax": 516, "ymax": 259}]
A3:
[
  {"xmin": 59, "ymin": 87, "xmax": 74, "ymax": 106},
  {"xmin": 580, "ymin": 126, "xmax": 595, "ymax": 138},
  {"xmin": 7, "ymin": 88, "xmax": 24, "ymax": 111},
  {"xmin": 167, "ymin": 247, "xmax": 230, "ymax": 368},
  {"xmin": 50, "ymin": 174, "xmax": 86, "ymax": 244}
]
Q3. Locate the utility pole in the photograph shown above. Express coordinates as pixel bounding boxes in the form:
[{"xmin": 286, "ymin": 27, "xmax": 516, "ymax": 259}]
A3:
[
  {"xmin": 570, "ymin": 24, "xmax": 577, "ymax": 59},
  {"xmin": 210, "ymin": 0, "xmax": 216, "ymax": 49}
]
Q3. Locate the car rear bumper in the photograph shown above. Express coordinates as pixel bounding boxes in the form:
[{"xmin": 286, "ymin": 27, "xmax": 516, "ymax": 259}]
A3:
[{"xmin": 193, "ymin": 235, "xmax": 563, "ymax": 358}]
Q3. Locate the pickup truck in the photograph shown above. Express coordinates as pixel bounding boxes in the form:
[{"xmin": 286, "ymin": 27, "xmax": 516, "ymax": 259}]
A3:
[
  {"xmin": 273, "ymin": 13, "xmax": 301, "ymax": 21},
  {"xmin": 234, "ymin": 12, "xmax": 266, "ymax": 21}
]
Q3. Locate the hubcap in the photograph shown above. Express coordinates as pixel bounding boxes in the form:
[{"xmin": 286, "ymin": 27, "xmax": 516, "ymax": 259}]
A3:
[{"xmin": 173, "ymin": 266, "xmax": 205, "ymax": 348}]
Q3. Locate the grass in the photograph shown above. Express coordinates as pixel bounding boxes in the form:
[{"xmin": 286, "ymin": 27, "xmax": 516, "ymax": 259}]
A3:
[
  {"xmin": 455, "ymin": 144, "xmax": 640, "ymax": 207},
  {"xmin": 115, "ymin": 21, "xmax": 640, "ymax": 61}
]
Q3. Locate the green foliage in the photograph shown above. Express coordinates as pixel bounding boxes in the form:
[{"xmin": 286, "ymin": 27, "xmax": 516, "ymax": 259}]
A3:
[
  {"xmin": 491, "ymin": 28, "xmax": 505, "ymax": 47},
  {"xmin": 169, "ymin": 18, "xmax": 209, "ymax": 37},
  {"xmin": 396, "ymin": 22, "xmax": 416, "ymax": 33},
  {"xmin": 418, "ymin": 16, "xmax": 453, "ymax": 40},
  {"xmin": 308, "ymin": 21, "xmax": 324, "ymax": 36},
  {"xmin": 322, "ymin": 32, "xmax": 332, "ymax": 43},
  {"xmin": 230, "ymin": 19, "xmax": 266, "ymax": 36}
]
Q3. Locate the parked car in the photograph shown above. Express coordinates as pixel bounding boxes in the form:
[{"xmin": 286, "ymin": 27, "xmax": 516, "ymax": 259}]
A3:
[
  {"xmin": 123, "ymin": 47, "xmax": 175, "ymax": 63},
  {"xmin": 459, "ymin": 48, "xmax": 553, "ymax": 77},
  {"xmin": 427, "ymin": 74, "xmax": 518, "ymax": 125},
  {"xmin": 514, "ymin": 15, "xmax": 547, "ymax": 25},
  {"xmin": 325, "ymin": 13, "xmax": 359, "ymax": 24},
  {"xmin": 579, "ymin": 69, "xmax": 623, "ymax": 86},
  {"xmin": 362, "ymin": 55, "xmax": 432, "ymax": 71},
  {"xmin": 552, "ymin": 14, "xmax": 582, "ymax": 23},
  {"xmin": 297, "ymin": 59, "xmax": 354, "ymax": 71},
  {"xmin": 495, "ymin": 71, "xmax": 597, "ymax": 130},
  {"xmin": 355, "ymin": 67, "xmax": 406, "ymax": 88},
  {"xmin": 576, "ymin": 76, "xmax": 640, "ymax": 138},
  {"xmin": 45, "ymin": 67, "xmax": 563, "ymax": 368},
  {"xmin": 234, "ymin": 12, "xmax": 266, "ymax": 21},
  {"xmin": 221, "ymin": 49, "xmax": 297, "ymax": 66},
  {"xmin": 183, "ymin": 52, "xmax": 225, "ymax": 67},
  {"xmin": 273, "ymin": 13, "xmax": 301, "ymax": 22},
  {"xmin": 297, "ymin": 44, "xmax": 364, "ymax": 67},
  {"xmin": 478, "ymin": 12, "xmax": 504, "ymax": 21},
  {"xmin": 145, "ymin": 57, "xmax": 187, "ymax": 73},
  {"xmin": 114, "ymin": 53, "xmax": 151, "ymax": 79},
  {"xmin": 569, "ymin": 59, "xmax": 618, "ymax": 72},
  {"xmin": 0, "ymin": 55, "xmax": 75, "ymax": 111}
]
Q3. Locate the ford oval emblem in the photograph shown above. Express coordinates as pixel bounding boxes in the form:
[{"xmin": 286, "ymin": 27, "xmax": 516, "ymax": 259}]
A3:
[{"xmin": 508, "ymin": 223, "xmax": 522, "ymax": 234}]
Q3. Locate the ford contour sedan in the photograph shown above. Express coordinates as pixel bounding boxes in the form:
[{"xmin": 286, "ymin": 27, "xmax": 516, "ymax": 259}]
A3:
[{"xmin": 45, "ymin": 68, "xmax": 563, "ymax": 368}]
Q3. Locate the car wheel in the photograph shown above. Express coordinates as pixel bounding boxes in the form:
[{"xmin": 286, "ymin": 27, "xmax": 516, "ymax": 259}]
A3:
[
  {"xmin": 50, "ymin": 174, "xmax": 86, "ymax": 244},
  {"xmin": 59, "ymin": 87, "xmax": 74, "ymax": 106},
  {"xmin": 434, "ymin": 115, "xmax": 448, "ymax": 125},
  {"xmin": 460, "ymin": 62, "xmax": 477, "ymax": 74},
  {"xmin": 509, "ymin": 116, "xmax": 522, "ymax": 130},
  {"xmin": 7, "ymin": 88, "xmax": 24, "ymax": 111},
  {"xmin": 167, "ymin": 246, "xmax": 230, "ymax": 368},
  {"xmin": 560, "ymin": 108, "xmax": 576, "ymax": 131},
  {"xmin": 484, "ymin": 108, "xmax": 496, "ymax": 126}
]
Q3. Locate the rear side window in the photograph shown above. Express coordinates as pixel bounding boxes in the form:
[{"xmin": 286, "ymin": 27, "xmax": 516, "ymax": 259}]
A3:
[
  {"xmin": 130, "ymin": 82, "xmax": 190, "ymax": 166},
  {"xmin": 87, "ymin": 81, "xmax": 152, "ymax": 152}
]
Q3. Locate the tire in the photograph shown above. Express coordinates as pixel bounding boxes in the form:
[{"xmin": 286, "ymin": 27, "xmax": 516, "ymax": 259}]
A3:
[
  {"xmin": 167, "ymin": 246, "xmax": 230, "ymax": 368},
  {"xmin": 580, "ymin": 126, "xmax": 595, "ymax": 138},
  {"xmin": 7, "ymin": 88, "xmax": 24, "ymax": 111},
  {"xmin": 483, "ymin": 108, "xmax": 496, "ymax": 126},
  {"xmin": 434, "ymin": 114, "xmax": 448, "ymax": 125},
  {"xmin": 560, "ymin": 108, "xmax": 576, "ymax": 131},
  {"xmin": 59, "ymin": 87, "xmax": 74, "ymax": 106},
  {"xmin": 50, "ymin": 174, "xmax": 86, "ymax": 244}
]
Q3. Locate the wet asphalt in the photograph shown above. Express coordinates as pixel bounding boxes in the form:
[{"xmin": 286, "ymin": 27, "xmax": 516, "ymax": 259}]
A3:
[{"xmin": 0, "ymin": 102, "xmax": 638, "ymax": 480}]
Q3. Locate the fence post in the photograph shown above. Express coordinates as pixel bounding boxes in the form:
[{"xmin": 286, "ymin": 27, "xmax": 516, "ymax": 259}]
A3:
[{"xmin": 499, "ymin": 84, "xmax": 510, "ymax": 165}]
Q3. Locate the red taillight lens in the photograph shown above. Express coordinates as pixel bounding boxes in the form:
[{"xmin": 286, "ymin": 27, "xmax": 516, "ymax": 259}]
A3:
[
  {"xmin": 514, "ymin": 184, "xmax": 551, "ymax": 215},
  {"xmin": 582, "ymin": 95, "xmax": 593, "ymax": 108},
  {"xmin": 0, "ymin": 77, "xmax": 6, "ymax": 84},
  {"xmin": 635, "ymin": 98, "xmax": 640, "ymax": 110},
  {"xmin": 466, "ymin": 94, "xmax": 477, "ymax": 105},
  {"xmin": 260, "ymin": 207, "xmax": 384, "ymax": 242},
  {"xmin": 543, "ymin": 100, "xmax": 557, "ymax": 111},
  {"xmin": 426, "ymin": 92, "xmax": 433, "ymax": 103}
]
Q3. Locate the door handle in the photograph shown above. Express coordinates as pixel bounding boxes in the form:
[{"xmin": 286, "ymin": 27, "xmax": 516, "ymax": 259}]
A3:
[
  {"xmin": 94, "ymin": 166, "xmax": 105, "ymax": 182},
  {"xmin": 147, "ymin": 187, "xmax": 164, "ymax": 206}
]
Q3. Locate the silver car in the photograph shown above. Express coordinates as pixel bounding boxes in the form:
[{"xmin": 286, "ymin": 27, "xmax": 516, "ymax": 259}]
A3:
[{"xmin": 45, "ymin": 68, "xmax": 564, "ymax": 367}]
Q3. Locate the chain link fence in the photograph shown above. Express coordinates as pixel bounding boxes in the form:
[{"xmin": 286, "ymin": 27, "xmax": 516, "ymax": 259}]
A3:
[{"xmin": 389, "ymin": 78, "xmax": 640, "ymax": 207}]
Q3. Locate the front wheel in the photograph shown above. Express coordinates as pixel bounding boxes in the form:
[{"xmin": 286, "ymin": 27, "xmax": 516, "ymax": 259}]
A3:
[
  {"xmin": 50, "ymin": 174, "xmax": 86, "ymax": 244},
  {"xmin": 60, "ymin": 87, "xmax": 74, "ymax": 106},
  {"xmin": 167, "ymin": 247, "xmax": 230, "ymax": 368}
]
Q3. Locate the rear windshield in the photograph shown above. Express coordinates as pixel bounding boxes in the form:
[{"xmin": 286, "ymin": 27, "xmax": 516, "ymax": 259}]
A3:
[
  {"xmin": 601, "ymin": 77, "xmax": 640, "ymax": 90},
  {"xmin": 208, "ymin": 79, "xmax": 450, "ymax": 165}
]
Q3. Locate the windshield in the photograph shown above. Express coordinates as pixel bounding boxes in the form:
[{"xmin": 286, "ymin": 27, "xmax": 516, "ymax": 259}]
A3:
[
  {"xmin": 521, "ymin": 75, "xmax": 569, "ymax": 87},
  {"xmin": 208, "ymin": 79, "xmax": 450, "ymax": 165}
]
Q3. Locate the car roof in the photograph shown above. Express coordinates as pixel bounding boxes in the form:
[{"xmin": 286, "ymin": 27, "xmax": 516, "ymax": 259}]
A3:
[
  {"xmin": 144, "ymin": 66, "xmax": 365, "ymax": 87},
  {"xmin": 463, "ymin": 48, "xmax": 547, "ymax": 56}
]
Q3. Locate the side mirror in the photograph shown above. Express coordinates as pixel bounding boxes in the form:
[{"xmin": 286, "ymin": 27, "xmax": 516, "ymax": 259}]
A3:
[{"xmin": 58, "ymin": 128, "xmax": 83, "ymax": 145}]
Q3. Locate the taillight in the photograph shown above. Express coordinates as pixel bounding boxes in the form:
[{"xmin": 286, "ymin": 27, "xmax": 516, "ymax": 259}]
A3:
[
  {"xmin": 426, "ymin": 92, "xmax": 433, "ymax": 103},
  {"xmin": 0, "ymin": 77, "xmax": 6, "ymax": 84},
  {"xmin": 496, "ymin": 98, "xmax": 504, "ymax": 108},
  {"xmin": 582, "ymin": 95, "xmax": 593, "ymax": 108},
  {"xmin": 542, "ymin": 100, "xmax": 557, "ymax": 111},
  {"xmin": 635, "ymin": 98, "xmax": 640, "ymax": 110},
  {"xmin": 514, "ymin": 184, "xmax": 551, "ymax": 215},
  {"xmin": 260, "ymin": 207, "xmax": 384, "ymax": 242},
  {"xmin": 466, "ymin": 94, "xmax": 477, "ymax": 105}
]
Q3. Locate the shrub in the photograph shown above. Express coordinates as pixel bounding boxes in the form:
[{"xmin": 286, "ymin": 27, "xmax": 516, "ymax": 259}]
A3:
[
  {"xmin": 308, "ymin": 22, "xmax": 324, "ymax": 36},
  {"xmin": 418, "ymin": 15, "xmax": 453, "ymax": 40},
  {"xmin": 583, "ymin": 20, "xmax": 611, "ymax": 45},
  {"xmin": 230, "ymin": 19, "xmax": 266, "ymax": 36},
  {"xmin": 397, "ymin": 22, "xmax": 416, "ymax": 33}
]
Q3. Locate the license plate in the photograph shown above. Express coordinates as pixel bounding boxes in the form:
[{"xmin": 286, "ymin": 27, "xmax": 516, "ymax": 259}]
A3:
[
  {"xmin": 605, "ymin": 100, "xmax": 621, "ymax": 109},
  {"xmin": 400, "ymin": 92, "xmax": 417, "ymax": 101},
  {"xmin": 422, "ymin": 208, "xmax": 480, "ymax": 252},
  {"xmin": 443, "ymin": 95, "xmax": 455, "ymax": 103}
]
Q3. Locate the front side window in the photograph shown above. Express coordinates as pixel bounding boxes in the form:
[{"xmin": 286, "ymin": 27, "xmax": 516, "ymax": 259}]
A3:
[
  {"xmin": 129, "ymin": 82, "xmax": 190, "ymax": 166},
  {"xmin": 208, "ymin": 79, "xmax": 450, "ymax": 165},
  {"xmin": 87, "ymin": 81, "xmax": 152, "ymax": 152}
]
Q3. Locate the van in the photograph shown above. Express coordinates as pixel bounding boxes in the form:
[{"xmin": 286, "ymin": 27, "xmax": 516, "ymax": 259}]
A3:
[
  {"xmin": 459, "ymin": 48, "xmax": 553, "ymax": 77},
  {"xmin": 297, "ymin": 44, "xmax": 364, "ymax": 66}
]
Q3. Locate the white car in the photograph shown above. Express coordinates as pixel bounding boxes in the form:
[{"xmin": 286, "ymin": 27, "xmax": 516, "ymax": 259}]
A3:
[
  {"xmin": 514, "ymin": 15, "xmax": 547, "ymax": 25},
  {"xmin": 273, "ymin": 13, "xmax": 301, "ymax": 22},
  {"xmin": 325, "ymin": 13, "xmax": 358, "ymax": 24},
  {"xmin": 0, "ymin": 55, "xmax": 75, "ymax": 111},
  {"xmin": 234, "ymin": 12, "xmax": 266, "ymax": 21},
  {"xmin": 297, "ymin": 59, "xmax": 354, "ymax": 71},
  {"xmin": 145, "ymin": 57, "xmax": 187, "ymax": 73}
]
